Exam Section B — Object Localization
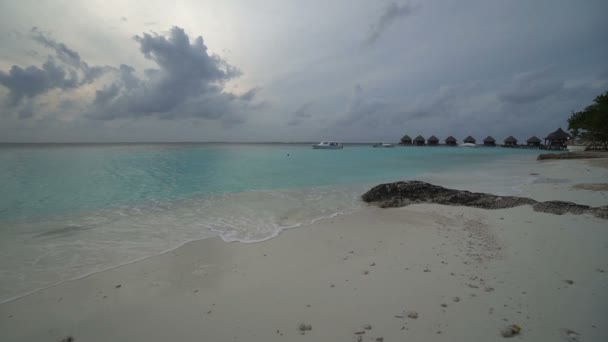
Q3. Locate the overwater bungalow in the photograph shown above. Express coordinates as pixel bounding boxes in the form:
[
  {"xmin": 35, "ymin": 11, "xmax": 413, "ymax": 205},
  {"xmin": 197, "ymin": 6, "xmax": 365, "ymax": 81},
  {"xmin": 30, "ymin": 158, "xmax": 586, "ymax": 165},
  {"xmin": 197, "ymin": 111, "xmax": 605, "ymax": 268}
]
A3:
[
  {"xmin": 445, "ymin": 136, "xmax": 457, "ymax": 146},
  {"xmin": 483, "ymin": 136, "xmax": 496, "ymax": 147},
  {"xmin": 463, "ymin": 136, "xmax": 476, "ymax": 144},
  {"xmin": 504, "ymin": 136, "xmax": 518, "ymax": 147},
  {"xmin": 414, "ymin": 135, "xmax": 426, "ymax": 146},
  {"xmin": 400, "ymin": 135, "xmax": 412, "ymax": 145},
  {"xmin": 427, "ymin": 135, "xmax": 439, "ymax": 146},
  {"xmin": 526, "ymin": 136, "xmax": 541, "ymax": 148},
  {"xmin": 544, "ymin": 128, "xmax": 570, "ymax": 150}
]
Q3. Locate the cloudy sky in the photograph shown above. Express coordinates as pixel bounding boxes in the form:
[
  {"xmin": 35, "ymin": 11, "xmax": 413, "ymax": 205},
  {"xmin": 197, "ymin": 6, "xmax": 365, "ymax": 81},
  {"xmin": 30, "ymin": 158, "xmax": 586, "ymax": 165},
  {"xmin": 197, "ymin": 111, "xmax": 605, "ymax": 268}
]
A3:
[{"xmin": 1, "ymin": 0, "xmax": 607, "ymax": 143}]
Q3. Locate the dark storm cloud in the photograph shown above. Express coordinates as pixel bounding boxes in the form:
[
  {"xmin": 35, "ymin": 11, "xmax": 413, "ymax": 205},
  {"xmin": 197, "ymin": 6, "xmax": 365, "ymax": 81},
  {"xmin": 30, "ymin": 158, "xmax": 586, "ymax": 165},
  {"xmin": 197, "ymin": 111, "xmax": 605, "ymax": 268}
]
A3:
[
  {"xmin": 366, "ymin": 1, "xmax": 417, "ymax": 45},
  {"xmin": 498, "ymin": 67, "xmax": 564, "ymax": 104},
  {"xmin": 90, "ymin": 26, "xmax": 255, "ymax": 124}
]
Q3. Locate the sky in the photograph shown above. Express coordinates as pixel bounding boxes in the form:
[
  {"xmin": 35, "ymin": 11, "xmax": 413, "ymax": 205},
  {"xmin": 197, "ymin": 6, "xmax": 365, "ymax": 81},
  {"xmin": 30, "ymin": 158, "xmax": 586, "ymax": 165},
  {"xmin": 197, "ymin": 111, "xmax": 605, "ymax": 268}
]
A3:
[{"xmin": 0, "ymin": 0, "xmax": 607, "ymax": 143}]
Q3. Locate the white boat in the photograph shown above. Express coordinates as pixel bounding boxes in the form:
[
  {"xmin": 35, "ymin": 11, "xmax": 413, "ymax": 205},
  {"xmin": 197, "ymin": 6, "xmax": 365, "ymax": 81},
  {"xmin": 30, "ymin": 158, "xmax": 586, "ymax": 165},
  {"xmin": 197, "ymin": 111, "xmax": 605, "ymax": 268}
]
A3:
[
  {"xmin": 312, "ymin": 141, "xmax": 343, "ymax": 149},
  {"xmin": 458, "ymin": 143, "xmax": 478, "ymax": 148},
  {"xmin": 373, "ymin": 143, "xmax": 395, "ymax": 148}
]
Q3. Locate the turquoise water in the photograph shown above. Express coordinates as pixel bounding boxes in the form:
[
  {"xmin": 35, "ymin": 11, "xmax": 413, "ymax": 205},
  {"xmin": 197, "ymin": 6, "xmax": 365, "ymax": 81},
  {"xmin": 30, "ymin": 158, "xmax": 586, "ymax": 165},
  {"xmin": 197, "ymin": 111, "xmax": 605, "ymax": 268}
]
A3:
[
  {"xmin": 0, "ymin": 143, "xmax": 539, "ymax": 222},
  {"xmin": 0, "ymin": 143, "xmax": 541, "ymax": 303}
]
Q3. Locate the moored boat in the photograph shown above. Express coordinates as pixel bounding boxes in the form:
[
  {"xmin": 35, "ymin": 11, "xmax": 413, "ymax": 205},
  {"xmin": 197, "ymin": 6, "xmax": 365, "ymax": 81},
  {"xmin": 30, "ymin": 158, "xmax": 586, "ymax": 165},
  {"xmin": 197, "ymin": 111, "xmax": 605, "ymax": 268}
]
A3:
[
  {"xmin": 312, "ymin": 141, "xmax": 343, "ymax": 149},
  {"xmin": 459, "ymin": 143, "xmax": 478, "ymax": 148},
  {"xmin": 373, "ymin": 143, "xmax": 394, "ymax": 148}
]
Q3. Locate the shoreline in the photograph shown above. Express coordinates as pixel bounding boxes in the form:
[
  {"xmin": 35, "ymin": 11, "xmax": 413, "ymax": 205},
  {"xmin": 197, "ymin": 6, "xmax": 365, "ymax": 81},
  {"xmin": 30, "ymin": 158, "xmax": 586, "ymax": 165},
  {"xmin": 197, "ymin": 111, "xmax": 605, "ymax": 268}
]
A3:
[
  {"xmin": 1, "ymin": 158, "xmax": 607, "ymax": 341},
  {"xmin": 0, "ymin": 151, "xmax": 543, "ymax": 304}
]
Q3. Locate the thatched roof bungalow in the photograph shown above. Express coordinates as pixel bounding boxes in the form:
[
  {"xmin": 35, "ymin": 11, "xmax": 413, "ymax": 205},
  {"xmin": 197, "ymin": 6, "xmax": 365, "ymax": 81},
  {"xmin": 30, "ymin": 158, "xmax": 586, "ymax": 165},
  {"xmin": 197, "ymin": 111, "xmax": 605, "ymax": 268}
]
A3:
[
  {"xmin": 414, "ymin": 135, "xmax": 426, "ymax": 146},
  {"xmin": 504, "ymin": 136, "xmax": 518, "ymax": 147},
  {"xmin": 400, "ymin": 135, "xmax": 412, "ymax": 145},
  {"xmin": 427, "ymin": 135, "xmax": 439, "ymax": 146},
  {"xmin": 544, "ymin": 128, "xmax": 570, "ymax": 150},
  {"xmin": 483, "ymin": 136, "xmax": 496, "ymax": 147},
  {"xmin": 526, "ymin": 136, "xmax": 541, "ymax": 147},
  {"xmin": 445, "ymin": 136, "xmax": 457, "ymax": 146},
  {"xmin": 463, "ymin": 136, "xmax": 476, "ymax": 144}
]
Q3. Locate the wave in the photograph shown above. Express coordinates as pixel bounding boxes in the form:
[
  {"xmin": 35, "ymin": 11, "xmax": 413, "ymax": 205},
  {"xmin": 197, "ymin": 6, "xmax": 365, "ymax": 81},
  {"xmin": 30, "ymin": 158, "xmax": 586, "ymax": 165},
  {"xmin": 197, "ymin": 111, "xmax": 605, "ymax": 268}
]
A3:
[{"xmin": 0, "ymin": 184, "xmax": 365, "ymax": 304}]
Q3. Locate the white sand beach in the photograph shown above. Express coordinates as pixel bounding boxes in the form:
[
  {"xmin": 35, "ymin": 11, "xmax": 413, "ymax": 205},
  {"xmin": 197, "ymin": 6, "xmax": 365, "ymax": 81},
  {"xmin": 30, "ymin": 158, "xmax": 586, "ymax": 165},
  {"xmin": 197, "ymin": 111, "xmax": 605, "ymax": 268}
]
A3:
[{"xmin": 1, "ymin": 158, "xmax": 607, "ymax": 342}]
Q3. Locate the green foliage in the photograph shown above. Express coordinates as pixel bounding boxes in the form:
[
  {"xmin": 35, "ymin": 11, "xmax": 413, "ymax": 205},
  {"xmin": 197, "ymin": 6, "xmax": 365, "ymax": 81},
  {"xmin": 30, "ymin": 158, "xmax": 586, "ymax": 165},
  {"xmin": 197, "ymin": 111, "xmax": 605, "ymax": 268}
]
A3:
[{"xmin": 568, "ymin": 91, "xmax": 608, "ymax": 148}]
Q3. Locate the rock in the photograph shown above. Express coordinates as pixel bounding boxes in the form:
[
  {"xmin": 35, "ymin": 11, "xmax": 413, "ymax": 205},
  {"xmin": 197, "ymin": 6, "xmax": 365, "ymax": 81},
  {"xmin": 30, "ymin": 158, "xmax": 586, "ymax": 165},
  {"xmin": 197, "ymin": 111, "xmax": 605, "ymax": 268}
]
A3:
[
  {"xmin": 500, "ymin": 324, "xmax": 521, "ymax": 338},
  {"xmin": 565, "ymin": 279, "xmax": 574, "ymax": 285},
  {"xmin": 452, "ymin": 296, "xmax": 461, "ymax": 302},
  {"xmin": 370, "ymin": 262, "xmax": 376, "ymax": 267},
  {"xmin": 593, "ymin": 206, "xmax": 608, "ymax": 219},
  {"xmin": 114, "ymin": 284, "xmax": 122, "ymax": 289},
  {"xmin": 60, "ymin": 337, "xmax": 75, "ymax": 342},
  {"xmin": 298, "ymin": 323, "xmax": 312, "ymax": 332},
  {"xmin": 354, "ymin": 331, "xmax": 366, "ymax": 335},
  {"xmin": 407, "ymin": 311, "xmax": 418, "ymax": 319},
  {"xmin": 361, "ymin": 181, "xmax": 536, "ymax": 210},
  {"xmin": 375, "ymin": 337, "xmax": 384, "ymax": 342},
  {"xmin": 361, "ymin": 181, "xmax": 606, "ymax": 219},
  {"xmin": 561, "ymin": 329, "xmax": 581, "ymax": 342},
  {"xmin": 532, "ymin": 201, "xmax": 589, "ymax": 215},
  {"xmin": 500, "ymin": 327, "xmax": 514, "ymax": 338},
  {"xmin": 363, "ymin": 324, "xmax": 372, "ymax": 330},
  {"xmin": 537, "ymin": 152, "xmax": 607, "ymax": 160},
  {"xmin": 363, "ymin": 270, "xmax": 370, "ymax": 275},
  {"xmin": 440, "ymin": 303, "xmax": 447, "ymax": 308}
]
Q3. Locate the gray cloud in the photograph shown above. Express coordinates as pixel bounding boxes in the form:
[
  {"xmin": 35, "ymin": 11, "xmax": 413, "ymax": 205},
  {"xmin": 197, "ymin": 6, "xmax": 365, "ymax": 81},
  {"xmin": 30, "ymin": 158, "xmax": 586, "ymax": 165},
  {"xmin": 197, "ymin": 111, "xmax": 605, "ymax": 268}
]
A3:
[
  {"xmin": 287, "ymin": 102, "xmax": 313, "ymax": 126},
  {"xmin": 0, "ymin": 59, "xmax": 78, "ymax": 106},
  {"xmin": 1, "ymin": 0, "xmax": 607, "ymax": 142},
  {"xmin": 90, "ymin": 26, "xmax": 255, "ymax": 125},
  {"xmin": 0, "ymin": 29, "xmax": 111, "ymax": 108},
  {"xmin": 366, "ymin": 1, "xmax": 417, "ymax": 45},
  {"xmin": 336, "ymin": 85, "xmax": 389, "ymax": 126},
  {"xmin": 94, "ymin": 83, "xmax": 120, "ymax": 105},
  {"xmin": 31, "ymin": 28, "xmax": 111, "ymax": 83},
  {"xmin": 498, "ymin": 67, "xmax": 564, "ymax": 104},
  {"xmin": 31, "ymin": 29, "xmax": 81, "ymax": 67}
]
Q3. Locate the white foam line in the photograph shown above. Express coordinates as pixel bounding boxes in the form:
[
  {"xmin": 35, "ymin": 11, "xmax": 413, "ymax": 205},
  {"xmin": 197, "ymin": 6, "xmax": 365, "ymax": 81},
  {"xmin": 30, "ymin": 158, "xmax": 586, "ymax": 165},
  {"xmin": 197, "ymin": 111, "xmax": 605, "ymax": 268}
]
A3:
[{"xmin": 0, "ymin": 207, "xmax": 363, "ymax": 305}]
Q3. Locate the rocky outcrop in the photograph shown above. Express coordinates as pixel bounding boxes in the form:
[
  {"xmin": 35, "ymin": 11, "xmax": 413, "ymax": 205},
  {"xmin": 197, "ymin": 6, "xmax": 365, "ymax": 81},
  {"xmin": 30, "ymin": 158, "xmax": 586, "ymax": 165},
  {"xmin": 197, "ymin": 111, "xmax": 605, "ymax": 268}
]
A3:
[
  {"xmin": 537, "ymin": 152, "xmax": 608, "ymax": 160},
  {"xmin": 361, "ymin": 181, "xmax": 607, "ymax": 219}
]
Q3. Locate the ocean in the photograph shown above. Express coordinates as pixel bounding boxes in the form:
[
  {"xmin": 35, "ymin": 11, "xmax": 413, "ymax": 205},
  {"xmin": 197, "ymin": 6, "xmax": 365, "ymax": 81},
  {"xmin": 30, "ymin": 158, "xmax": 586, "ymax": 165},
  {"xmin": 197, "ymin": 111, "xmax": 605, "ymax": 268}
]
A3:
[{"xmin": 0, "ymin": 143, "xmax": 542, "ymax": 303}]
